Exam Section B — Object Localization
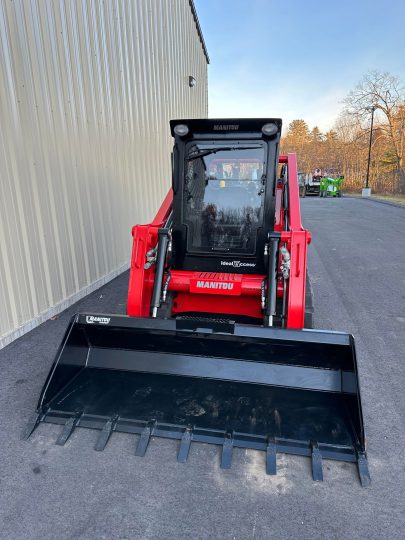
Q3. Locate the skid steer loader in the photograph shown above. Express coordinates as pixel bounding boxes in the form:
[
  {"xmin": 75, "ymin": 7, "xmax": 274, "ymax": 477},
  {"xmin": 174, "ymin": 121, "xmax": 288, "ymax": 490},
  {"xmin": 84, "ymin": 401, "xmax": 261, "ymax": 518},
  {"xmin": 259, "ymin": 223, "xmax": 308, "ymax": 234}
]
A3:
[{"xmin": 24, "ymin": 119, "xmax": 370, "ymax": 486}]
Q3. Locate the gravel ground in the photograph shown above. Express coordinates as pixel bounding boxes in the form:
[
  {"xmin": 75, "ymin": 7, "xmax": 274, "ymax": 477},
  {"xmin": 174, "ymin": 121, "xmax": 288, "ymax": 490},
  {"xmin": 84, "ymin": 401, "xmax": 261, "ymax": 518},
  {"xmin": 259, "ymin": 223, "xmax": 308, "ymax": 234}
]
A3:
[{"xmin": 0, "ymin": 196, "xmax": 404, "ymax": 539}]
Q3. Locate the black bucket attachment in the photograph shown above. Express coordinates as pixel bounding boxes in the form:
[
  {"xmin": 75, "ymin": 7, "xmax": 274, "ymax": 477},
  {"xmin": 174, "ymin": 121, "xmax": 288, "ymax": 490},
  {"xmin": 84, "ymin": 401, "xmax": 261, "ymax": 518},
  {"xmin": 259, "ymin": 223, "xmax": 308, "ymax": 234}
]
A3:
[{"xmin": 24, "ymin": 314, "xmax": 370, "ymax": 486}]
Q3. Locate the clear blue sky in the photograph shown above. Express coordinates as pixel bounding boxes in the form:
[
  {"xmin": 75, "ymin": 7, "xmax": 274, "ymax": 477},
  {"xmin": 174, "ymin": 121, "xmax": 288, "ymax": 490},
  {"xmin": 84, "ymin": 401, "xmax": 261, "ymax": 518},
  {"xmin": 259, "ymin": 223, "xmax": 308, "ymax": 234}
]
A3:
[{"xmin": 194, "ymin": 0, "xmax": 405, "ymax": 133}]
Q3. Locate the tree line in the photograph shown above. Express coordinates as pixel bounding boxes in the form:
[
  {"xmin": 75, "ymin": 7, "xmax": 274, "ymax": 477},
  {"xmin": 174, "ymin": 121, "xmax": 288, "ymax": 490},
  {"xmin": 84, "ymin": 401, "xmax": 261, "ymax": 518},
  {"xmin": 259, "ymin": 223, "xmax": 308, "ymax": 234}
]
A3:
[{"xmin": 280, "ymin": 71, "xmax": 405, "ymax": 193}]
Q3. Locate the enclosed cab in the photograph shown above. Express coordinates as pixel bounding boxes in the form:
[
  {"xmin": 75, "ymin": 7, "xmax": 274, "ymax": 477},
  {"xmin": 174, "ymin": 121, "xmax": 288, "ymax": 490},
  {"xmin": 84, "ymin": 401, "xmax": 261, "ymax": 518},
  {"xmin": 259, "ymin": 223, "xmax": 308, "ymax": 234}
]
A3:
[{"xmin": 170, "ymin": 119, "xmax": 281, "ymax": 275}]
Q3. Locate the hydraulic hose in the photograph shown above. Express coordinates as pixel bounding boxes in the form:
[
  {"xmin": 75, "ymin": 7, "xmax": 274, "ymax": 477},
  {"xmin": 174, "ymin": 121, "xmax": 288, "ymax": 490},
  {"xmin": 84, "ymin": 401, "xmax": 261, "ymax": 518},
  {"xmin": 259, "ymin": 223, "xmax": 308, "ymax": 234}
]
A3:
[
  {"xmin": 266, "ymin": 233, "xmax": 280, "ymax": 326},
  {"xmin": 150, "ymin": 228, "xmax": 170, "ymax": 317}
]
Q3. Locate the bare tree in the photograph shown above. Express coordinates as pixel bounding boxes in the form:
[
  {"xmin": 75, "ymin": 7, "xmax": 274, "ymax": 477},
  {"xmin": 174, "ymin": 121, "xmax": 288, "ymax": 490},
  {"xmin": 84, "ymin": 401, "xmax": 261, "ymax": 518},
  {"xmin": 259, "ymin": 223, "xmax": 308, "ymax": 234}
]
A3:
[
  {"xmin": 343, "ymin": 71, "xmax": 405, "ymax": 187},
  {"xmin": 280, "ymin": 72, "xmax": 404, "ymax": 193}
]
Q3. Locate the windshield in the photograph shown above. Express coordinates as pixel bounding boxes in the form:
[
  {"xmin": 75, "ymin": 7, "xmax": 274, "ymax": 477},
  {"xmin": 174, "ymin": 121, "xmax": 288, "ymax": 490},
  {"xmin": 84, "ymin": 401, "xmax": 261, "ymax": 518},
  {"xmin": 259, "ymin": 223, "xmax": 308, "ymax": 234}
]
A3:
[{"xmin": 183, "ymin": 142, "xmax": 266, "ymax": 254}]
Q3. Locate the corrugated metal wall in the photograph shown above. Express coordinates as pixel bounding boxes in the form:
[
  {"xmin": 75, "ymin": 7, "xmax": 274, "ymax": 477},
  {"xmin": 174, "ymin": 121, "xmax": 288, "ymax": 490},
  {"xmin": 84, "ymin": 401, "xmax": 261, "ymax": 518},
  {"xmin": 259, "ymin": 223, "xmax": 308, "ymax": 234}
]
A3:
[{"xmin": 0, "ymin": 0, "xmax": 208, "ymax": 348}]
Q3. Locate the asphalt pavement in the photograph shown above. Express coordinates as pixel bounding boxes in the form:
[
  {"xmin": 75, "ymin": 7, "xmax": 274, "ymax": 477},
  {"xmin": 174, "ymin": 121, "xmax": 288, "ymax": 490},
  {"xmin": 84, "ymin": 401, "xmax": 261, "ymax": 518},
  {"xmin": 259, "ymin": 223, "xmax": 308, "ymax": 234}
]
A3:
[{"xmin": 0, "ymin": 196, "xmax": 404, "ymax": 539}]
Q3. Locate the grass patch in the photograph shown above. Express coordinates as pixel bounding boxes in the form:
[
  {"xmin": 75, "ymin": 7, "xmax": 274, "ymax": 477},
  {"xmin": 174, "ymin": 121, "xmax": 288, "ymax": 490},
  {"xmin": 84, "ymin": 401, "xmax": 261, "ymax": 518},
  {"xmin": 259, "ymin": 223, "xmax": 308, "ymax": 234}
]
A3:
[{"xmin": 346, "ymin": 192, "xmax": 405, "ymax": 206}]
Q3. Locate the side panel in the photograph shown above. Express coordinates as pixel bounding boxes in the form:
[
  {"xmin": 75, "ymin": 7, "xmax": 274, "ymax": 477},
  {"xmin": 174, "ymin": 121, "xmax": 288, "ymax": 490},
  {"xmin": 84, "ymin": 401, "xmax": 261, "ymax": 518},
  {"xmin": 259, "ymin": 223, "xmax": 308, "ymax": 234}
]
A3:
[
  {"xmin": 283, "ymin": 153, "xmax": 311, "ymax": 329},
  {"xmin": 282, "ymin": 230, "xmax": 310, "ymax": 328},
  {"xmin": 127, "ymin": 190, "xmax": 173, "ymax": 317},
  {"xmin": 127, "ymin": 225, "xmax": 157, "ymax": 317}
]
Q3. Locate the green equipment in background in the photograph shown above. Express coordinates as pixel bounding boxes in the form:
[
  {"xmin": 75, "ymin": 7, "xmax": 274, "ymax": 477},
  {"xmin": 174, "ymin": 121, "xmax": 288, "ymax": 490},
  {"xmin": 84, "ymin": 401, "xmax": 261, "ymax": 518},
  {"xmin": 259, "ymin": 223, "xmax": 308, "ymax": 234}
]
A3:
[{"xmin": 320, "ymin": 175, "xmax": 344, "ymax": 198}]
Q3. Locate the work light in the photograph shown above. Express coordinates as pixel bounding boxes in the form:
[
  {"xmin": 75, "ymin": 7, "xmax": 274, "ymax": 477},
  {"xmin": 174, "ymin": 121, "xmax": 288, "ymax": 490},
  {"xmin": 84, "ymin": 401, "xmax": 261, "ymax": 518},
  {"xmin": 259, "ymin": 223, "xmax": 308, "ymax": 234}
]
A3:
[
  {"xmin": 261, "ymin": 123, "xmax": 278, "ymax": 136},
  {"xmin": 174, "ymin": 124, "xmax": 189, "ymax": 137}
]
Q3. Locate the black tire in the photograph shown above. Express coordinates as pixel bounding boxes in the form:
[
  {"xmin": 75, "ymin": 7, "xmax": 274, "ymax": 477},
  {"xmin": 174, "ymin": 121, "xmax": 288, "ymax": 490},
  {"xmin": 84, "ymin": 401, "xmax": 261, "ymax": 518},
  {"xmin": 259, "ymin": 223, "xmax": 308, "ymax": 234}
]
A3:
[{"xmin": 304, "ymin": 271, "xmax": 314, "ymax": 329}]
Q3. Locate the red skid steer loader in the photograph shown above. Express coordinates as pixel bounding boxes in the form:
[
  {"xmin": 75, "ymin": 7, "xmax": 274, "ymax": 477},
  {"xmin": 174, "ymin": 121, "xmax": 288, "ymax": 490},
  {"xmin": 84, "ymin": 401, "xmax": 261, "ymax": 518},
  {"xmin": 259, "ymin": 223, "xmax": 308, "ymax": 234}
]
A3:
[{"xmin": 24, "ymin": 119, "xmax": 370, "ymax": 486}]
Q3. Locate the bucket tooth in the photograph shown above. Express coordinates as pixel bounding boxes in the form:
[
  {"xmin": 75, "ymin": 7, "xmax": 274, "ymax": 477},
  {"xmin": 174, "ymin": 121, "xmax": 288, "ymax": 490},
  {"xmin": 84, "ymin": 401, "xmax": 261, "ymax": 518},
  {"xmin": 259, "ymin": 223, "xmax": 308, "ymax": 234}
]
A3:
[
  {"xmin": 94, "ymin": 415, "xmax": 118, "ymax": 452},
  {"xmin": 311, "ymin": 441, "xmax": 323, "ymax": 482},
  {"xmin": 220, "ymin": 433, "xmax": 233, "ymax": 469},
  {"xmin": 135, "ymin": 421, "xmax": 155, "ymax": 457},
  {"xmin": 21, "ymin": 412, "xmax": 43, "ymax": 440},
  {"xmin": 56, "ymin": 414, "xmax": 81, "ymax": 446},
  {"xmin": 356, "ymin": 449, "xmax": 371, "ymax": 487},
  {"xmin": 177, "ymin": 426, "xmax": 192, "ymax": 463},
  {"xmin": 266, "ymin": 438, "xmax": 277, "ymax": 475}
]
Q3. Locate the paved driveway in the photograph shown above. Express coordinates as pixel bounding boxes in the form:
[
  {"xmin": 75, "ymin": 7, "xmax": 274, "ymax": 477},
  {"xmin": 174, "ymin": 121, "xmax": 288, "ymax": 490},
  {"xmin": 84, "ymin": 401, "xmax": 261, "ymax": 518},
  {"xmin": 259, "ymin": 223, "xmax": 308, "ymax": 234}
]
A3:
[{"xmin": 0, "ymin": 197, "xmax": 404, "ymax": 539}]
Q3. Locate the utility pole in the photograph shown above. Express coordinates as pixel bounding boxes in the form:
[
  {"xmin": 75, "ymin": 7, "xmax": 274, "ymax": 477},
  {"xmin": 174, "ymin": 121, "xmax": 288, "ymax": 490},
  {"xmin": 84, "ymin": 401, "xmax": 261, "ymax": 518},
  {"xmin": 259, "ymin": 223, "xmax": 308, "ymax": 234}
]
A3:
[{"xmin": 363, "ymin": 106, "xmax": 376, "ymax": 197}]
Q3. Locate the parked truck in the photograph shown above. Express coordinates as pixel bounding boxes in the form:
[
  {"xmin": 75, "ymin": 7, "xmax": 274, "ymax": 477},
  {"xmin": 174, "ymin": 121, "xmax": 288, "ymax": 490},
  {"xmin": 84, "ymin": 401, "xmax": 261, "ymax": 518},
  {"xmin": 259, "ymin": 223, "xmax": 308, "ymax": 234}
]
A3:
[{"xmin": 305, "ymin": 168, "xmax": 322, "ymax": 196}]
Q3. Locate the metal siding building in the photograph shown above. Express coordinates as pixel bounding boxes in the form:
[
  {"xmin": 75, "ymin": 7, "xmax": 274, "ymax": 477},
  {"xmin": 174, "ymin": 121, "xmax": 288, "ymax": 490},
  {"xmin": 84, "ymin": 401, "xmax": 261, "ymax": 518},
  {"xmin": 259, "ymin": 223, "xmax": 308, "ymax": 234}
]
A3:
[{"xmin": 0, "ymin": 0, "xmax": 208, "ymax": 348}]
